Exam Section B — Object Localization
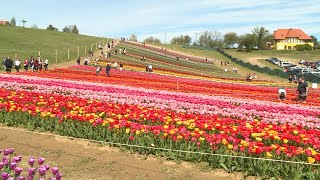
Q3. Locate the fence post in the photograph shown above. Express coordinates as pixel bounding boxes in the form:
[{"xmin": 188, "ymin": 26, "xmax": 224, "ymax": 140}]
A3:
[
  {"xmin": 68, "ymin": 49, "xmax": 70, "ymax": 60},
  {"xmin": 56, "ymin": 50, "xmax": 58, "ymax": 63},
  {"xmin": 78, "ymin": 46, "xmax": 80, "ymax": 57}
]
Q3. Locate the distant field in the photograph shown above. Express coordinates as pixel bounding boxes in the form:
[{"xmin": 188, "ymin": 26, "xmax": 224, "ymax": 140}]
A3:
[
  {"xmin": 153, "ymin": 44, "xmax": 288, "ymax": 82},
  {"xmin": 226, "ymin": 49, "xmax": 320, "ymax": 66},
  {"xmin": 0, "ymin": 26, "xmax": 107, "ymax": 64}
]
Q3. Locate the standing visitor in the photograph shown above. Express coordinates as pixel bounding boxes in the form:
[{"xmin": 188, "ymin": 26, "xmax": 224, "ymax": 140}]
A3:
[
  {"xmin": 77, "ymin": 57, "xmax": 81, "ymax": 65},
  {"xmin": 96, "ymin": 66, "xmax": 101, "ymax": 76},
  {"xmin": 4, "ymin": 57, "xmax": 13, "ymax": 74},
  {"xmin": 44, "ymin": 59, "xmax": 49, "ymax": 71},
  {"xmin": 113, "ymin": 62, "xmax": 118, "ymax": 69},
  {"xmin": 120, "ymin": 63, "xmax": 123, "ymax": 71},
  {"xmin": 84, "ymin": 58, "xmax": 88, "ymax": 65},
  {"xmin": 39, "ymin": 58, "xmax": 43, "ymax": 71},
  {"xmin": 297, "ymin": 77, "xmax": 308, "ymax": 102},
  {"xmin": 235, "ymin": 67, "xmax": 238, "ymax": 73},
  {"xmin": 106, "ymin": 63, "xmax": 111, "ymax": 77},
  {"xmin": 34, "ymin": 58, "xmax": 39, "ymax": 71},
  {"xmin": 30, "ymin": 59, "xmax": 34, "ymax": 72},
  {"xmin": 24, "ymin": 58, "xmax": 29, "ymax": 71},
  {"xmin": 14, "ymin": 59, "xmax": 21, "ymax": 72},
  {"xmin": 288, "ymin": 75, "xmax": 293, "ymax": 83}
]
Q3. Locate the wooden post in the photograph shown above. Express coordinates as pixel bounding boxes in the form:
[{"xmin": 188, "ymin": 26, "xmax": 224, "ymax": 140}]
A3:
[
  {"xmin": 68, "ymin": 49, "xmax": 70, "ymax": 60},
  {"xmin": 56, "ymin": 50, "xmax": 58, "ymax": 63},
  {"xmin": 77, "ymin": 46, "xmax": 80, "ymax": 57}
]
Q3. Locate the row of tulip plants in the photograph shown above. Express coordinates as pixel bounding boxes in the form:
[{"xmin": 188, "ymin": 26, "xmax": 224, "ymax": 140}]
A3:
[
  {"xmin": 1, "ymin": 70, "xmax": 320, "ymax": 178},
  {"xmin": 0, "ymin": 148, "xmax": 62, "ymax": 180}
]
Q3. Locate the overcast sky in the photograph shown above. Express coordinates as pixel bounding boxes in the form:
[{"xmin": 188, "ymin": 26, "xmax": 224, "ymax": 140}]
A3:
[{"xmin": 1, "ymin": 0, "xmax": 319, "ymax": 42}]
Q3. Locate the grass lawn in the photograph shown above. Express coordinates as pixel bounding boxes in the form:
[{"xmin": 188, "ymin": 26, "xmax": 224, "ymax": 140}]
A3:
[
  {"xmin": 226, "ymin": 49, "xmax": 320, "ymax": 65},
  {"xmin": 0, "ymin": 26, "xmax": 107, "ymax": 64}
]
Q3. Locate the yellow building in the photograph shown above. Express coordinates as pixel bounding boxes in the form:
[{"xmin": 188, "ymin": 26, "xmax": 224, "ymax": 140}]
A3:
[{"xmin": 273, "ymin": 28, "xmax": 314, "ymax": 50}]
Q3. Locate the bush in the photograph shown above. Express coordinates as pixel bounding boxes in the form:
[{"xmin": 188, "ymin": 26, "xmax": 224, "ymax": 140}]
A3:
[{"xmin": 296, "ymin": 44, "xmax": 313, "ymax": 51}]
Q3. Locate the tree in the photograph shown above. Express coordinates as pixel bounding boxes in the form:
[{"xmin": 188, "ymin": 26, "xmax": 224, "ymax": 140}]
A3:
[
  {"xmin": 62, "ymin": 26, "xmax": 71, "ymax": 33},
  {"xmin": 129, "ymin": 34, "xmax": 138, "ymax": 42},
  {"xmin": 253, "ymin": 27, "xmax": 270, "ymax": 50},
  {"xmin": 223, "ymin": 32, "xmax": 238, "ymax": 48},
  {"xmin": 47, "ymin": 24, "xmax": 59, "ymax": 31},
  {"xmin": 21, "ymin": 20, "xmax": 27, "ymax": 28},
  {"xmin": 310, "ymin": 35, "xmax": 319, "ymax": 49},
  {"xmin": 145, "ymin": 36, "xmax": 161, "ymax": 44},
  {"xmin": 10, "ymin": 17, "xmax": 16, "ymax": 27},
  {"xmin": 198, "ymin": 31, "xmax": 212, "ymax": 47},
  {"xmin": 71, "ymin": 25, "xmax": 79, "ymax": 34},
  {"xmin": 170, "ymin": 35, "xmax": 192, "ymax": 45},
  {"xmin": 238, "ymin": 34, "xmax": 257, "ymax": 52},
  {"xmin": 209, "ymin": 31, "xmax": 223, "ymax": 49}
]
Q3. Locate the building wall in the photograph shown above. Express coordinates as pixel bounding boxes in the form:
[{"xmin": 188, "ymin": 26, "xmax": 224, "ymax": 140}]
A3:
[{"xmin": 275, "ymin": 38, "xmax": 314, "ymax": 50}]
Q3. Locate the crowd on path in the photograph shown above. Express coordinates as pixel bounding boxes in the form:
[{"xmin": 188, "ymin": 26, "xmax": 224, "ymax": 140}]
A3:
[{"xmin": 2, "ymin": 56, "xmax": 49, "ymax": 73}]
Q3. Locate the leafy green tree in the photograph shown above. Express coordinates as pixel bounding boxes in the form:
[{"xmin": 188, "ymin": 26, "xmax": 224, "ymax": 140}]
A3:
[
  {"xmin": 63, "ymin": 26, "xmax": 71, "ymax": 33},
  {"xmin": 71, "ymin": 25, "xmax": 79, "ymax": 34},
  {"xmin": 223, "ymin": 32, "xmax": 238, "ymax": 48},
  {"xmin": 10, "ymin": 17, "xmax": 16, "ymax": 26},
  {"xmin": 253, "ymin": 27, "xmax": 270, "ymax": 50},
  {"xmin": 21, "ymin": 20, "xmax": 27, "ymax": 28},
  {"xmin": 145, "ymin": 36, "xmax": 161, "ymax": 44},
  {"xmin": 129, "ymin": 34, "xmax": 138, "ymax": 42},
  {"xmin": 238, "ymin": 34, "xmax": 257, "ymax": 52},
  {"xmin": 170, "ymin": 35, "xmax": 192, "ymax": 45},
  {"xmin": 310, "ymin": 35, "xmax": 319, "ymax": 49}
]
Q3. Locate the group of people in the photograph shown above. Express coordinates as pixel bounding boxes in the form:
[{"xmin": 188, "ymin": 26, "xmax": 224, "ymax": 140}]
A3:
[
  {"xmin": 245, "ymin": 73, "xmax": 257, "ymax": 81},
  {"xmin": 278, "ymin": 77, "xmax": 308, "ymax": 102},
  {"xmin": 3, "ymin": 56, "xmax": 48, "ymax": 73},
  {"xmin": 95, "ymin": 62, "xmax": 124, "ymax": 76}
]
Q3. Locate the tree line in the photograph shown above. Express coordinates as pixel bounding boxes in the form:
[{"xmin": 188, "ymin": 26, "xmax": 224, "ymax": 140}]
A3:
[
  {"xmin": 7, "ymin": 17, "xmax": 79, "ymax": 34},
  {"xmin": 128, "ymin": 27, "xmax": 319, "ymax": 51}
]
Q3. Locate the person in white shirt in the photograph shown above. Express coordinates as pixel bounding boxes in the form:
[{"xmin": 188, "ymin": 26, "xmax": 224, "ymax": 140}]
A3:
[
  {"xmin": 113, "ymin": 62, "xmax": 118, "ymax": 69},
  {"xmin": 14, "ymin": 59, "xmax": 21, "ymax": 72},
  {"xmin": 44, "ymin": 59, "xmax": 49, "ymax": 71},
  {"xmin": 278, "ymin": 87, "xmax": 286, "ymax": 100},
  {"xmin": 148, "ymin": 64, "xmax": 153, "ymax": 72}
]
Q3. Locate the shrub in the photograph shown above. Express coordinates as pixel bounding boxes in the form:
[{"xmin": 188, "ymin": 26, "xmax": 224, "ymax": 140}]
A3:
[{"xmin": 296, "ymin": 44, "xmax": 313, "ymax": 51}]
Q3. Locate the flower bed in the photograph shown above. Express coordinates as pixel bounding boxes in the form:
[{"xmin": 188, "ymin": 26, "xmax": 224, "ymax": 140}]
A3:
[{"xmin": 1, "ymin": 68, "xmax": 320, "ymax": 179}]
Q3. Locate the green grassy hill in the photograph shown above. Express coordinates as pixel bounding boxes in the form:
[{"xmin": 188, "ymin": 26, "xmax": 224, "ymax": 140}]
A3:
[
  {"xmin": 0, "ymin": 26, "xmax": 107, "ymax": 64},
  {"xmin": 151, "ymin": 43, "xmax": 287, "ymax": 81}
]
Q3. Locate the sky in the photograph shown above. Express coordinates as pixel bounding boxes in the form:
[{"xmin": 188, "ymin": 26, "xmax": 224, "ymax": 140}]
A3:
[{"xmin": 1, "ymin": 0, "xmax": 320, "ymax": 42}]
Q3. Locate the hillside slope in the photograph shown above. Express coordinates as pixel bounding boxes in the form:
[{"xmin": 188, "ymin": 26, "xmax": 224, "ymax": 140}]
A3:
[{"xmin": 0, "ymin": 26, "xmax": 107, "ymax": 64}]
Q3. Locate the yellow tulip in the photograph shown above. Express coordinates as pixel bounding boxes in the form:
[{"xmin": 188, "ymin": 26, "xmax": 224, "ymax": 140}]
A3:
[{"xmin": 307, "ymin": 157, "xmax": 315, "ymax": 164}]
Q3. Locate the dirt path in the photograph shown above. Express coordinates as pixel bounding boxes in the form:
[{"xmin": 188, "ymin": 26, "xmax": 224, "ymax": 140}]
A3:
[{"xmin": 0, "ymin": 126, "xmax": 257, "ymax": 180}]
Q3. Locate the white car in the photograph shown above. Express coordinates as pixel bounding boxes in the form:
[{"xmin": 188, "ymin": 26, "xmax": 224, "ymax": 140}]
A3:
[{"xmin": 299, "ymin": 60, "xmax": 306, "ymax": 64}]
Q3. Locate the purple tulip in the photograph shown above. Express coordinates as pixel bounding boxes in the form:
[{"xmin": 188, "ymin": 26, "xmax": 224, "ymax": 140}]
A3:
[
  {"xmin": 0, "ymin": 162, "xmax": 5, "ymax": 169},
  {"xmin": 2, "ymin": 156, "xmax": 9, "ymax": 165},
  {"xmin": 1, "ymin": 172, "xmax": 10, "ymax": 180},
  {"xmin": 44, "ymin": 164, "xmax": 50, "ymax": 170},
  {"xmin": 38, "ymin": 165, "xmax": 47, "ymax": 176},
  {"xmin": 55, "ymin": 172, "xmax": 62, "ymax": 180},
  {"xmin": 28, "ymin": 167, "xmax": 36, "ymax": 176},
  {"xmin": 0, "ymin": 149, "xmax": 2, "ymax": 154},
  {"xmin": 38, "ymin": 157, "xmax": 45, "ymax": 165},
  {"xmin": 16, "ymin": 176, "xmax": 25, "ymax": 180},
  {"xmin": 51, "ymin": 167, "xmax": 59, "ymax": 175},
  {"xmin": 18, "ymin": 155, "xmax": 22, "ymax": 161},
  {"xmin": 4, "ymin": 148, "xmax": 14, "ymax": 155},
  {"xmin": 12, "ymin": 156, "xmax": 21, "ymax": 163},
  {"xmin": 28, "ymin": 157, "xmax": 36, "ymax": 166},
  {"xmin": 14, "ymin": 167, "xmax": 23, "ymax": 175},
  {"xmin": 9, "ymin": 162, "xmax": 17, "ymax": 170}
]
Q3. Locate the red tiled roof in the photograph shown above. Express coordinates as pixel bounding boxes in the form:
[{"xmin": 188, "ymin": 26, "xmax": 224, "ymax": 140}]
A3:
[
  {"xmin": 273, "ymin": 28, "xmax": 312, "ymax": 40},
  {"xmin": 0, "ymin": 20, "xmax": 9, "ymax": 25}
]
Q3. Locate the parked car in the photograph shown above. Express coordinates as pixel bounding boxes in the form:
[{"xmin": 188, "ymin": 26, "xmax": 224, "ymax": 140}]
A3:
[
  {"xmin": 299, "ymin": 60, "xmax": 306, "ymax": 64},
  {"xmin": 279, "ymin": 61, "xmax": 290, "ymax": 67},
  {"xmin": 271, "ymin": 58, "xmax": 280, "ymax": 65}
]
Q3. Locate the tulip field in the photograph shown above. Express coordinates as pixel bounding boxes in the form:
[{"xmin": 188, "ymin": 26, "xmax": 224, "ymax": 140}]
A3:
[{"xmin": 1, "ymin": 66, "xmax": 320, "ymax": 179}]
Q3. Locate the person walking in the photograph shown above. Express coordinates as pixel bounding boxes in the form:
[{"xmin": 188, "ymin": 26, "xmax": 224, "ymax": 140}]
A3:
[
  {"xmin": 297, "ymin": 77, "xmax": 308, "ymax": 102},
  {"xmin": 77, "ymin": 57, "xmax": 81, "ymax": 65},
  {"xmin": 106, "ymin": 63, "xmax": 111, "ymax": 77},
  {"xmin": 96, "ymin": 66, "xmax": 101, "ymax": 76},
  {"xmin": 288, "ymin": 75, "xmax": 293, "ymax": 83},
  {"xmin": 14, "ymin": 59, "xmax": 21, "ymax": 72},
  {"xmin": 120, "ymin": 63, "xmax": 123, "ymax": 71}
]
